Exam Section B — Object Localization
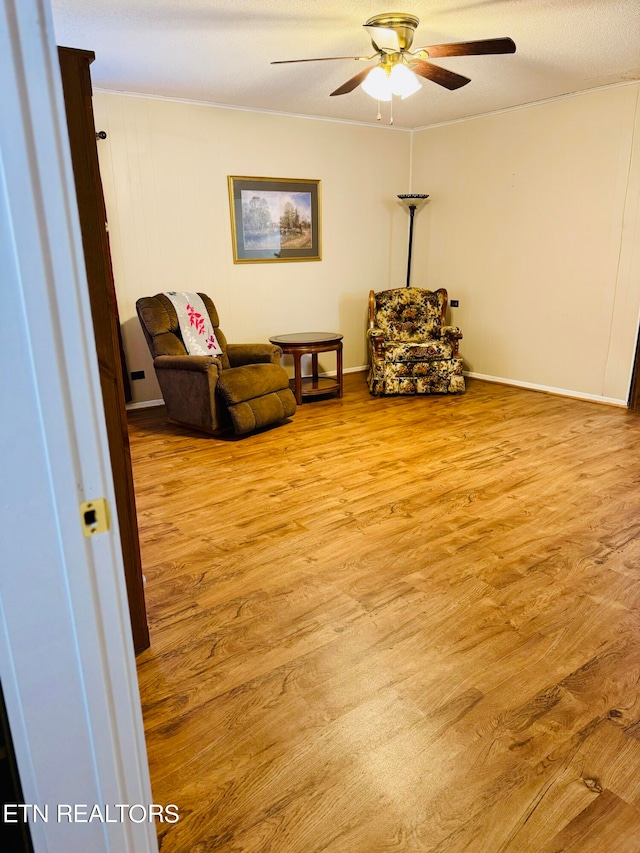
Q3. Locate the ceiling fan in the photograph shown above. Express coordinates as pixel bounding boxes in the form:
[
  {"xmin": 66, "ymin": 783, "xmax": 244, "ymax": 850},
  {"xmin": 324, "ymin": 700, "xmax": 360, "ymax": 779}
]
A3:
[{"xmin": 272, "ymin": 12, "xmax": 516, "ymax": 106}]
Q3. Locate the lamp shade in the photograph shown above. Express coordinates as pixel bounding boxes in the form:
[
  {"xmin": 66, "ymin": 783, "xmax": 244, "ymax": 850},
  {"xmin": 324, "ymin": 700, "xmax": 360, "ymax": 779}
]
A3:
[
  {"xmin": 389, "ymin": 64, "xmax": 422, "ymax": 98},
  {"xmin": 397, "ymin": 193, "xmax": 430, "ymax": 209},
  {"xmin": 361, "ymin": 66, "xmax": 392, "ymax": 101}
]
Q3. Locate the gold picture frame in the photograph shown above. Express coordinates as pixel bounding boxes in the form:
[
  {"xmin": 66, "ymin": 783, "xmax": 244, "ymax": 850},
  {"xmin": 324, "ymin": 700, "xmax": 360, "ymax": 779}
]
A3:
[{"xmin": 228, "ymin": 176, "xmax": 321, "ymax": 263}]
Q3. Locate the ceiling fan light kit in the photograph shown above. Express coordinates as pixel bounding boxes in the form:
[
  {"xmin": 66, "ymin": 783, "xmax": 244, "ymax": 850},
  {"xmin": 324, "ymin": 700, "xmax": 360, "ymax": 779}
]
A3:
[
  {"xmin": 272, "ymin": 11, "xmax": 516, "ymax": 123},
  {"xmin": 361, "ymin": 62, "xmax": 422, "ymax": 102}
]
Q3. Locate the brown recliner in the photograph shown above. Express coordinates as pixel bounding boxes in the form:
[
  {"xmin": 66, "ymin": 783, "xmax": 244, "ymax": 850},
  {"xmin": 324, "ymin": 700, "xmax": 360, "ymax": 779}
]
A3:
[{"xmin": 136, "ymin": 293, "xmax": 296, "ymax": 435}]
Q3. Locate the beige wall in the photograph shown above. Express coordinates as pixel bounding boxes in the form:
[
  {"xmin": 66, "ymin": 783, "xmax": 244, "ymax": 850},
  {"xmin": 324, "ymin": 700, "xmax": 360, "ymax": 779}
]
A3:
[
  {"xmin": 96, "ymin": 84, "xmax": 640, "ymax": 406},
  {"xmin": 94, "ymin": 93, "xmax": 410, "ymax": 403},
  {"xmin": 410, "ymin": 83, "xmax": 640, "ymax": 402}
]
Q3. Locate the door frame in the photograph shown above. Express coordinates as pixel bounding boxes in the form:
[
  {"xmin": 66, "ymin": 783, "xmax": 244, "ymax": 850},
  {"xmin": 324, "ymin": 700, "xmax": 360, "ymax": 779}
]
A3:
[
  {"xmin": 0, "ymin": 1, "xmax": 157, "ymax": 851},
  {"xmin": 628, "ymin": 328, "xmax": 640, "ymax": 409}
]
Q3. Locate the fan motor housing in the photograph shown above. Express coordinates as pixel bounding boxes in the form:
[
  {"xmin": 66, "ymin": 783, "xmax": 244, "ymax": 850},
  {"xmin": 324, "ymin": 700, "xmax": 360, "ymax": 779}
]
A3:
[{"xmin": 364, "ymin": 13, "xmax": 420, "ymax": 52}]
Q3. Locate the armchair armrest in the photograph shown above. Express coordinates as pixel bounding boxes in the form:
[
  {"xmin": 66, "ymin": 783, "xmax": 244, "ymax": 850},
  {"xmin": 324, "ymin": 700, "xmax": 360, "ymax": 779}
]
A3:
[
  {"xmin": 368, "ymin": 290, "xmax": 376, "ymax": 328},
  {"xmin": 366, "ymin": 327, "xmax": 386, "ymax": 359},
  {"xmin": 226, "ymin": 343, "xmax": 282, "ymax": 367},
  {"xmin": 440, "ymin": 325, "xmax": 463, "ymax": 356},
  {"xmin": 152, "ymin": 355, "xmax": 222, "ymax": 432},
  {"xmin": 440, "ymin": 325, "xmax": 462, "ymax": 338},
  {"xmin": 154, "ymin": 355, "xmax": 222, "ymax": 374}
]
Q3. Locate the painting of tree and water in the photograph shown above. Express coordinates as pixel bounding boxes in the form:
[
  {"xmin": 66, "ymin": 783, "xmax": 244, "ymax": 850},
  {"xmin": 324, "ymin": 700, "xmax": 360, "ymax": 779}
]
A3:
[
  {"xmin": 229, "ymin": 176, "xmax": 321, "ymax": 263},
  {"xmin": 241, "ymin": 190, "xmax": 313, "ymax": 251}
]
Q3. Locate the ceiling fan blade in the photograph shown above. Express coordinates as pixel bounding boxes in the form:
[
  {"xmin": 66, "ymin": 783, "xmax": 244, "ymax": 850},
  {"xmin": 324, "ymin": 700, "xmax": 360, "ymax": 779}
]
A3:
[
  {"xmin": 272, "ymin": 55, "xmax": 371, "ymax": 65},
  {"xmin": 417, "ymin": 37, "xmax": 516, "ymax": 58},
  {"xmin": 409, "ymin": 60, "xmax": 471, "ymax": 90},
  {"xmin": 330, "ymin": 66, "xmax": 374, "ymax": 97}
]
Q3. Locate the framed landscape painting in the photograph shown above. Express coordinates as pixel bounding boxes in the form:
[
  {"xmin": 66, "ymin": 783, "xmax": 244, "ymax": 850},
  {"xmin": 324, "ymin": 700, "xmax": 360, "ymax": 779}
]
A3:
[{"xmin": 228, "ymin": 176, "xmax": 321, "ymax": 263}]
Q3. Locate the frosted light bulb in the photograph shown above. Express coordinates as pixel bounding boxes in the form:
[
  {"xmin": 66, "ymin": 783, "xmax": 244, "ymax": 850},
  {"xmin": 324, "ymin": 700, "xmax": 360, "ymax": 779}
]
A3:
[
  {"xmin": 389, "ymin": 64, "xmax": 422, "ymax": 98},
  {"xmin": 361, "ymin": 66, "xmax": 392, "ymax": 101}
]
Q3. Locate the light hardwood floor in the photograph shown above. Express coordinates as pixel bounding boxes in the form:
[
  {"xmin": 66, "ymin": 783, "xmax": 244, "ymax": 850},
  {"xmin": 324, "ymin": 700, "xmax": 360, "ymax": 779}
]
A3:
[{"xmin": 129, "ymin": 373, "xmax": 640, "ymax": 852}]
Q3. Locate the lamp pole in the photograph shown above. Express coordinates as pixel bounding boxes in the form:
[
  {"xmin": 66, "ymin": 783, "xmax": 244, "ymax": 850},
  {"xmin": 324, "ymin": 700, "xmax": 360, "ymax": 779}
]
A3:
[
  {"xmin": 398, "ymin": 194, "xmax": 429, "ymax": 286},
  {"xmin": 406, "ymin": 202, "xmax": 417, "ymax": 288}
]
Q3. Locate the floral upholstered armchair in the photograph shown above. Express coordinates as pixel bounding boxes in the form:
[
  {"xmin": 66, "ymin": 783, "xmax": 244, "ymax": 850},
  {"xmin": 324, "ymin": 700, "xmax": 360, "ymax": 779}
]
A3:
[{"xmin": 367, "ymin": 287, "xmax": 465, "ymax": 396}]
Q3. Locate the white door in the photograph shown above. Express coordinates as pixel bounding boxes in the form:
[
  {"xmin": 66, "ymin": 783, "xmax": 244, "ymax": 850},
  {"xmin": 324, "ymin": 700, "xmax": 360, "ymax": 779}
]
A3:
[{"xmin": 0, "ymin": 1, "xmax": 158, "ymax": 851}]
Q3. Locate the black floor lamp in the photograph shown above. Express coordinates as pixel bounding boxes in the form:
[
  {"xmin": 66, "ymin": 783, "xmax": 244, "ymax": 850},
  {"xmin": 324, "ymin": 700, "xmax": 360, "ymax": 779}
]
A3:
[{"xmin": 398, "ymin": 193, "xmax": 429, "ymax": 286}]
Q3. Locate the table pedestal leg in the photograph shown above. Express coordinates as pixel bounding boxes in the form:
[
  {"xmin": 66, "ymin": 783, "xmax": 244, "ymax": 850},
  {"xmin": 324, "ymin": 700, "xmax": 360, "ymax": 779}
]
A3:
[
  {"xmin": 337, "ymin": 342, "xmax": 343, "ymax": 398},
  {"xmin": 292, "ymin": 350, "xmax": 303, "ymax": 405}
]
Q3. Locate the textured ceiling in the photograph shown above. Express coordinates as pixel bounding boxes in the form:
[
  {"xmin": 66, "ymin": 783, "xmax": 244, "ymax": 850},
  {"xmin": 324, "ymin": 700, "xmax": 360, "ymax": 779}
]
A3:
[{"xmin": 51, "ymin": 0, "xmax": 640, "ymax": 129}]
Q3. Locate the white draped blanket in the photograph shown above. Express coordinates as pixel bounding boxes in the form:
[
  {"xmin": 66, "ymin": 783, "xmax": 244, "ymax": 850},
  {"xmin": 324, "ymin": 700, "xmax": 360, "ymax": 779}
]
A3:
[{"xmin": 163, "ymin": 291, "xmax": 222, "ymax": 356}]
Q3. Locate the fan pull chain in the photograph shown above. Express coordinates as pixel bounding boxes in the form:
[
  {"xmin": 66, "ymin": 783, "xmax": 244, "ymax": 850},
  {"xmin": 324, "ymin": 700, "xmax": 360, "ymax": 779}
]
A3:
[{"xmin": 374, "ymin": 97, "xmax": 394, "ymax": 125}]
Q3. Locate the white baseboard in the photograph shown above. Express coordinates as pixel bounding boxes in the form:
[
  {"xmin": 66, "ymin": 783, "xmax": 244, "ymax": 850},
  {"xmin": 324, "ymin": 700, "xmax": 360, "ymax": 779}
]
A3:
[
  {"xmin": 125, "ymin": 398, "xmax": 164, "ymax": 411},
  {"xmin": 308, "ymin": 365, "xmax": 368, "ymax": 378},
  {"xmin": 465, "ymin": 371, "xmax": 627, "ymax": 407},
  {"xmin": 126, "ymin": 371, "xmax": 625, "ymax": 410}
]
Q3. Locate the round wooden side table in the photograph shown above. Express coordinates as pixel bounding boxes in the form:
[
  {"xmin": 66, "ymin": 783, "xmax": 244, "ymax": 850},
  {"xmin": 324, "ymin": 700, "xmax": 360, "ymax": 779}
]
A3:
[{"xmin": 269, "ymin": 332, "xmax": 343, "ymax": 405}]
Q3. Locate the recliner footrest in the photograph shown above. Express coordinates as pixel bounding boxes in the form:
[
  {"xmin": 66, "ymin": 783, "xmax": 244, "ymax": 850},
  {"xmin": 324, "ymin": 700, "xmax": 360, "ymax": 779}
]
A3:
[
  {"xmin": 226, "ymin": 389, "xmax": 297, "ymax": 435},
  {"xmin": 216, "ymin": 363, "xmax": 290, "ymax": 405},
  {"xmin": 216, "ymin": 364, "xmax": 296, "ymax": 435}
]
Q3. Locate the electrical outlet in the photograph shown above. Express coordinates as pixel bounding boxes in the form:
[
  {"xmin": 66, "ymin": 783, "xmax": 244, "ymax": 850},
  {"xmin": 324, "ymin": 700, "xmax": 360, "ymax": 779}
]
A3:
[
  {"xmin": 131, "ymin": 370, "xmax": 145, "ymax": 380},
  {"xmin": 450, "ymin": 300, "xmax": 459, "ymax": 307}
]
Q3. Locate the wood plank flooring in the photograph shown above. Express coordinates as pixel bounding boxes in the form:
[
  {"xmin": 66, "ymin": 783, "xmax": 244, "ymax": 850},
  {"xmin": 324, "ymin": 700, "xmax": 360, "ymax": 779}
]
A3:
[{"xmin": 129, "ymin": 373, "xmax": 640, "ymax": 852}]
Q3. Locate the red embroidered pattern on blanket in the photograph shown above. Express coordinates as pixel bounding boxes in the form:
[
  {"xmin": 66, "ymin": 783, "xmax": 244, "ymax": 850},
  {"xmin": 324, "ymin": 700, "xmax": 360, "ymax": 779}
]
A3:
[
  {"xmin": 186, "ymin": 303, "xmax": 206, "ymax": 336},
  {"xmin": 186, "ymin": 303, "xmax": 219, "ymax": 351}
]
